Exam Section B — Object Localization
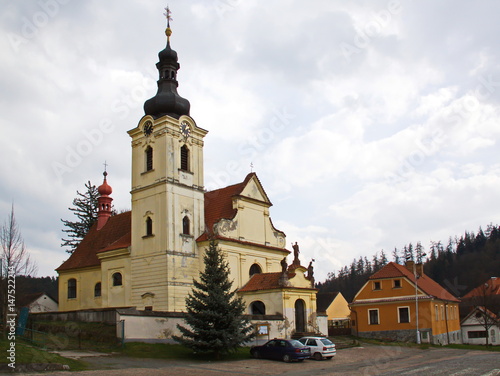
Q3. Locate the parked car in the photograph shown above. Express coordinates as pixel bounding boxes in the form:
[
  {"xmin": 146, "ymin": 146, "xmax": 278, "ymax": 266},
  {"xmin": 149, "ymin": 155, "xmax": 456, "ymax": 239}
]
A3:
[
  {"xmin": 250, "ymin": 339, "xmax": 311, "ymax": 362},
  {"xmin": 298, "ymin": 336, "xmax": 336, "ymax": 360}
]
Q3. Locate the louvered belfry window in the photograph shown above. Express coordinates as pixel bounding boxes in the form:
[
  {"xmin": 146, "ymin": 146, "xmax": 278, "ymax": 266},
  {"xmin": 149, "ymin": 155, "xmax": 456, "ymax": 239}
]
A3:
[{"xmin": 180, "ymin": 145, "xmax": 189, "ymax": 171}]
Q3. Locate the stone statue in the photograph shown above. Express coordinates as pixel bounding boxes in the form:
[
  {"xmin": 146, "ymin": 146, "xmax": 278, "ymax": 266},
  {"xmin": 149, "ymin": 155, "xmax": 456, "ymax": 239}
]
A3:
[
  {"xmin": 307, "ymin": 260, "xmax": 314, "ymax": 279},
  {"xmin": 292, "ymin": 242, "xmax": 300, "ymax": 263},
  {"xmin": 281, "ymin": 257, "xmax": 287, "ymax": 274}
]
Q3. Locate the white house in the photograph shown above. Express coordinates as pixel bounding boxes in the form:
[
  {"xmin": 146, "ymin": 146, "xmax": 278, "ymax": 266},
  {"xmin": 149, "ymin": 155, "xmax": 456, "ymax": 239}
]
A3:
[{"xmin": 461, "ymin": 306, "xmax": 499, "ymax": 346}]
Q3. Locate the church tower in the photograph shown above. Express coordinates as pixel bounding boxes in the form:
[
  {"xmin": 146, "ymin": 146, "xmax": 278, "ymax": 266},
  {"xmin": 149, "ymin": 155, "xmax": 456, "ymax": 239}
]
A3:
[{"xmin": 128, "ymin": 11, "xmax": 208, "ymax": 311}]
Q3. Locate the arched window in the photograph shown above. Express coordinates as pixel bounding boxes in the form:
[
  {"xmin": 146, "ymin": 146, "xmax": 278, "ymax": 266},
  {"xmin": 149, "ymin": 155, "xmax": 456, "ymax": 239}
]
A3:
[
  {"xmin": 67, "ymin": 278, "xmax": 77, "ymax": 299},
  {"xmin": 145, "ymin": 146, "xmax": 153, "ymax": 171},
  {"xmin": 249, "ymin": 263, "xmax": 262, "ymax": 277},
  {"xmin": 112, "ymin": 272, "xmax": 123, "ymax": 286},
  {"xmin": 251, "ymin": 301, "xmax": 266, "ymax": 315},
  {"xmin": 180, "ymin": 145, "xmax": 189, "ymax": 171},
  {"xmin": 182, "ymin": 216, "xmax": 190, "ymax": 235},
  {"xmin": 146, "ymin": 217, "xmax": 153, "ymax": 236},
  {"xmin": 94, "ymin": 282, "xmax": 102, "ymax": 298}
]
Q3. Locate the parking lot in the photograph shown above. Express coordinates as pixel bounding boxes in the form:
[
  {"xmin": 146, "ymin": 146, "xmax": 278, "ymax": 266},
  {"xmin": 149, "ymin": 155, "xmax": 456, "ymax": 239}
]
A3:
[{"xmin": 12, "ymin": 343, "xmax": 500, "ymax": 376}]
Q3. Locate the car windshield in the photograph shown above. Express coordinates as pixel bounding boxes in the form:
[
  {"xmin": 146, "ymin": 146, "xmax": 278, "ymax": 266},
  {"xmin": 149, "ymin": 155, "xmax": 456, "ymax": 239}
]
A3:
[
  {"xmin": 289, "ymin": 340, "xmax": 305, "ymax": 347},
  {"xmin": 320, "ymin": 338, "xmax": 333, "ymax": 345}
]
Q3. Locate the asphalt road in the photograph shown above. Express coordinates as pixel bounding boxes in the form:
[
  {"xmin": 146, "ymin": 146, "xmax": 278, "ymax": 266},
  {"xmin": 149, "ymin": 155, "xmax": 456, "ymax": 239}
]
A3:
[{"xmin": 7, "ymin": 344, "xmax": 500, "ymax": 376}]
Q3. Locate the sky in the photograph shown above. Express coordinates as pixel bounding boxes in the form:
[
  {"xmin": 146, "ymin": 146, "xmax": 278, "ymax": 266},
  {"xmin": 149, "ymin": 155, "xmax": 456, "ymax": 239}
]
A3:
[{"xmin": 1, "ymin": 1, "xmax": 500, "ymax": 283}]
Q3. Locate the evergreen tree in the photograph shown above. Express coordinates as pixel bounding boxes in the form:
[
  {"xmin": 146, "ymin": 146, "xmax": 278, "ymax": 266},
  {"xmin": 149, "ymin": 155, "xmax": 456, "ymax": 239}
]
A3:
[
  {"xmin": 379, "ymin": 250, "xmax": 388, "ymax": 267},
  {"xmin": 61, "ymin": 181, "xmax": 99, "ymax": 253},
  {"xmin": 173, "ymin": 240, "xmax": 255, "ymax": 359}
]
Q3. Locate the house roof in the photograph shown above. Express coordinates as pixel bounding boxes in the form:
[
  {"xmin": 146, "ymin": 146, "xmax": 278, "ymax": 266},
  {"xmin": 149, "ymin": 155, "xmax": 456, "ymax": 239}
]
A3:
[
  {"xmin": 316, "ymin": 292, "xmax": 340, "ymax": 312},
  {"xmin": 462, "ymin": 277, "xmax": 500, "ymax": 299},
  {"xmin": 461, "ymin": 305, "xmax": 499, "ymax": 325},
  {"xmin": 57, "ymin": 211, "xmax": 131, "ymax": 272},
  {"xmin": 17, "ymin": 292, "xmax": 58, "ymax": 307},
  {"xmin": 367, "ymin": 262, "xmax": 460, "ymax": 302}
]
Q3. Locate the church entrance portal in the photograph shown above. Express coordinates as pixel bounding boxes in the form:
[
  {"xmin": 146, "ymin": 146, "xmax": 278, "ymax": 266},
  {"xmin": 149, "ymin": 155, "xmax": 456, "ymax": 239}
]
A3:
[{"xmin": 295, "ymin": 299, "xmax": 306, "ymax": 333}]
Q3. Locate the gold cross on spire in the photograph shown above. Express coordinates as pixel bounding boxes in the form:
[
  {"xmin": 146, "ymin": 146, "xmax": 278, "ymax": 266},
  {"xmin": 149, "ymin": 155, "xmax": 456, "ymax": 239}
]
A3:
[{"xmin": 163, "ymin": 6, "xmax": 173, "ymax": 42}]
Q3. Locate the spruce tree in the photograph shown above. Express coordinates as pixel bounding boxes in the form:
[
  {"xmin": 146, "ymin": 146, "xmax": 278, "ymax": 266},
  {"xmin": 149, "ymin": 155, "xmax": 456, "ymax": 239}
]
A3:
[
  {"xmin": 61, "ymin": 181, "xmax": 99, "ymax": 253},
  {"xmin": 173, "ymin": 240, "xmax": 255, "ymax": 359}
]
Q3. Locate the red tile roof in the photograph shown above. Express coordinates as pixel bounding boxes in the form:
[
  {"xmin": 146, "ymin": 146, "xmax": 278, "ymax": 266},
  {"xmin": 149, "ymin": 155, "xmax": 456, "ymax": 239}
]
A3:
[
  {"xmin": 56, "ymin": 211, "xmax": 131, "ymax": 272},
  {"xmin": 203, "ymin": 173, "xmax": 259, "ymax": 234},
  {"xmin": 238, "ymin": 272, "xmax": 315, "ymax": 292},
  {"xmin": 462, "ymin": 277, "xmax": 500, "ymax": 298},
  {"xmin": 368, "ymin": 262, "xmax": 460, "ymax": 302}
]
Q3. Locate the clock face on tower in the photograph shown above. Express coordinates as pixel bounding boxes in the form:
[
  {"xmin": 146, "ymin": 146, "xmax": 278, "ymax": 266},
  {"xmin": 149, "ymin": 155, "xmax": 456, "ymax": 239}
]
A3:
[
  {"xmin": 143, "ymin": 121, "xmax": 153, "ymax": 137},
  {"xmin": 180, "ymin": 121, "xmax": 191, "ymax": 138}
]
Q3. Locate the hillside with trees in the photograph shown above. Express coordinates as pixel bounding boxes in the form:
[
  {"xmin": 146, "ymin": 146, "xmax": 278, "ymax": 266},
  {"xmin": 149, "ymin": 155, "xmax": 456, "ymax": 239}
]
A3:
[{"xmin": 317, "ymin": 224, "xmax": 500, "ymax": 303}]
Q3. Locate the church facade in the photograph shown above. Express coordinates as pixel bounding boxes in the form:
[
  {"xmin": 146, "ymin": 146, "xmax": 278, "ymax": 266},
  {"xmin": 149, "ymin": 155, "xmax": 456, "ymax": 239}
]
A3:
[{"xmin": 56, "ymin": 19, "xmax": 324, "ymax": 340}]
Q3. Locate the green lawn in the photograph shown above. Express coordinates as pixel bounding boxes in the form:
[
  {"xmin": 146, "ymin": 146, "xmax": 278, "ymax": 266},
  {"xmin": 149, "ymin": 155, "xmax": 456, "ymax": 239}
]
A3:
[
  {"xmin": 0, "ymin": 337, "xmax": 87, "ymax": 371},
  {"xmin": 117, "ymin": 342, "xmax": 252, "ymax": 361}
]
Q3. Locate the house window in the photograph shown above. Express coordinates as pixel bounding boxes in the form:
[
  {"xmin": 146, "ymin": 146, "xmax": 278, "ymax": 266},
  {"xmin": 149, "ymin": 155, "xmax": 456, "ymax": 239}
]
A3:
[
  {"xmin": 468, "ymin": 331, "xmax": 487, "ymax": 339},
  {"xmin": 249, "ymin": 263, "xmax": 262, "ymax": 277},
  {"xmin": 112, "ymin": 272, "xmax": 123, "ymax": 286},
  {"xmin": 145, "ymin": 146, "xmax": 153, "ymax": 171},
  {"xmin": 67, "ymin": 278, "xmax": 77, "ymax": 299},
  {"xmin": 146, "ymin": 217, "xmax": 153, "ymax": 236},
  {"xmin": 182, "ymin": 216, "xmax": 190, "ymax": 235},
  {"xmin": 250, "ymin": 301, "xmax": 266, "ymax": 315},
  {"xmin": 435, "ymin": 305, "xmax": 439, "ymax": 320},
  {"xmin": 373, "ymin": 281, "xmax": 381, "ymax": 290},
  {"xmin": 398, "ymin": 307, "xmax": 410, "ymax": 323},
  {"xmin": 94, "ymin": 282, "xmax": 101, "ymax": 298},
  {"xmin": 421, "ymin": 331, "xmax": 428, "ymax": 340},
  {"xmin": 180, "ymin": 145, "xmax": 189, "ymax": 171},
  {"xmin": 441, "ymin": 305, "xmax": 444, "ymax": 321},
  {"xmin": 368, "ymin": 309, "xmax": 379, "ymax": 325},
  {"xmin": 393, "ymin": 279, "xmax": 401, "ymax": 288}
]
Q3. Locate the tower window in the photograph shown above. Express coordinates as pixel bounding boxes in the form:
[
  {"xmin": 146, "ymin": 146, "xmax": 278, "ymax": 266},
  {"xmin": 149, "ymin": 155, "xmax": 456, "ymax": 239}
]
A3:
[
  {"xmin": 68, "ymin": 278, "xmax": 77, "ymax": 299},
  {"xmin": 112, "ymin": 272, "xmax": 123, "ymax": 286},
  {"xmin": 182, "ymin": 216, "xmax": 190, "ymax": 235},
  {"xmin": 146, "ymin": 217, "xmax": 153, "ymax": 236},
  {"xmin": 180, "ymin": 145, "xmax": 189, "ymax": 171},
  {"xmin": 145, "ymin": 146, "xmax": 153, "ymax": 171},
  {"xmin": 249, "ymin": 264, "xmax": 262, "ymax": 277},
  {"xmin": 94, "ymin": 282, "xmax": 102, "ymax": 297}
]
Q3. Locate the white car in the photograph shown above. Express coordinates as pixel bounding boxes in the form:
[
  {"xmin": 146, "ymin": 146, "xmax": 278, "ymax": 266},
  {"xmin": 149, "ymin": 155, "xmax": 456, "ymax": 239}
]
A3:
[{"xmin": 298, "ymin": 336, "xmax": 336, "ymax": 360}]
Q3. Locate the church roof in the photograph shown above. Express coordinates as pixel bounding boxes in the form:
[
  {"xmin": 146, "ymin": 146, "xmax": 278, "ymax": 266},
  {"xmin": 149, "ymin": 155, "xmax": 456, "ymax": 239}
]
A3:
[
  {"xmin": 56, "ymin": 211, "xmax": 131, "ymax": 272},
  {"xmin": 238, "ymin": 272, "xmax": 288, "ymax": 292},
  {"xmin": 367, "ymin": 262, "xmax": 460, "ymax": 302},
  {"xmin": 201, "ymin": 172, "xmax": 271, "ymax": 235}
]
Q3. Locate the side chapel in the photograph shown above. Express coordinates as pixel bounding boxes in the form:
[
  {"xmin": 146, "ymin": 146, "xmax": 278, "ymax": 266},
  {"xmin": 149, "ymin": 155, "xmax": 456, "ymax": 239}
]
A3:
[{"xmin": 56, "ymin": 13, "xmax": 324, "ymax": 340}]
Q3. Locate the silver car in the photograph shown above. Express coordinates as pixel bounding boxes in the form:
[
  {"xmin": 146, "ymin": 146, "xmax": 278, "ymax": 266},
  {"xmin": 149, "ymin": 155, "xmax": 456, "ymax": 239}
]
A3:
[{"xmin": 298, "ymin": 336, "xmax": 336, "ymax": 360}]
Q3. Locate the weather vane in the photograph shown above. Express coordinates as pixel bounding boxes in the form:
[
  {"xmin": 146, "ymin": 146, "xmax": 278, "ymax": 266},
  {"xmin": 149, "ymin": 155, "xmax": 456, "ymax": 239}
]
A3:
[
  {"xmin": 250, "ymin": 162, "xmax": 254, "ymax": 172},
  {"xmin": 103, "ymin": 161, "xmax": 108, "ymax": 177}
]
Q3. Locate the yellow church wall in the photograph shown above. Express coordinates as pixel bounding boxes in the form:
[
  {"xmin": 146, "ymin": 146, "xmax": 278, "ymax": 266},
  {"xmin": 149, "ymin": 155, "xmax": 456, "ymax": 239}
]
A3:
[
  {"xmin": 130, "ymin": 253, "xmax": 168, "ymax": 310},
  {"xmin": 58, "ymin": 268, "xmax": 102, "ymax": 311},
  {"xmin": 99, "ymin": 252, "xmax": 131, "ymax": 308},
  {"xmin": 240, "ymin": 290, "xmax": 284, "ymax": 316},
  {"xmin": 288, "ymin": 269, "xmax": 313, "ymax": 289}
]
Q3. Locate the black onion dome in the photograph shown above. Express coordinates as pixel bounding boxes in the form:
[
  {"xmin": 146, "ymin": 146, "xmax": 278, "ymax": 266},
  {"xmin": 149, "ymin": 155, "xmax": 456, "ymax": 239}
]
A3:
[{"xmin": 144, "ymin": 39, "xmax": 190, "ymax": 119}]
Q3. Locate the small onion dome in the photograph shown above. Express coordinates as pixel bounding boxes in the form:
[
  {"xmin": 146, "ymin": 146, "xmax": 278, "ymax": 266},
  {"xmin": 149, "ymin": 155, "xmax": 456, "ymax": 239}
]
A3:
[{"xmin": 98, "ymin": 171, "xmax": 112, "ymax": 196}]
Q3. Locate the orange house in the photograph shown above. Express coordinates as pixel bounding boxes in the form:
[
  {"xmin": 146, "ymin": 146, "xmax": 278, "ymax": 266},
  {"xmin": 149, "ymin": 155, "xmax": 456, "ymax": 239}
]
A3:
[{"xmin": 350, "ymin": 261, "xmax": 461, "ymax": 344}]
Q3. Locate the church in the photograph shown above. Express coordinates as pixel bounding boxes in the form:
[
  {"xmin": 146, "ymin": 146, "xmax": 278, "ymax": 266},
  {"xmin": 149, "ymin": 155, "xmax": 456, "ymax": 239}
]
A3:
[{"xmin": 56, "ymin": 14, "xmax": 325, "ymax": 341}]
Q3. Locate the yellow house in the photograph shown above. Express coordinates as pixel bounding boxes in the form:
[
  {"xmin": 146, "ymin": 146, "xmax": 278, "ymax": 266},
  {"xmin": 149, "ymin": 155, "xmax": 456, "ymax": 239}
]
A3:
[
  {"xmin": 56, "ymin": 19, "xmax": 321, "ymax": 339},
  {"xmin": 350, "ymin": 261, "xmax": 461, "ymax": 344},
  {"xmin": 316, "ymin": 292, "xmax": 351, "ymax": 333}
]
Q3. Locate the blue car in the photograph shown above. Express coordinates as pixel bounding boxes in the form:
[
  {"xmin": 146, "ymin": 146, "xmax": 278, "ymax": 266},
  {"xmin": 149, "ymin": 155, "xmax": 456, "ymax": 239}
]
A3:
[{"xmin": 250, "ymin": 339, "xmax": 311, "ymax": 362}]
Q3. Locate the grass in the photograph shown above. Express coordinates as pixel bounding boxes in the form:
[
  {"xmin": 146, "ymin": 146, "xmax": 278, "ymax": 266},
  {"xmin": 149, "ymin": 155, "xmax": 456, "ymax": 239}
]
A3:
[
  {"xmin": 0, "ymin": 337, "xmax": 88, "ymax": 371},
  {"xmin": 356, "ymin": 337, "xmax": 500, "ymax": 352},
  {"xmin": 117, "ymin": 342, "xmax": 253, "ymax": 361},
  {"xmin": 444, "ymin": 343, "xmax": 500, "ymax": 352}
]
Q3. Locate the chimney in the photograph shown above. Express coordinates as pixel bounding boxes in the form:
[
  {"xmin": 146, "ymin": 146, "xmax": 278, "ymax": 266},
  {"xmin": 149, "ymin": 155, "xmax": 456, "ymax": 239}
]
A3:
[
  {"xmin": 415, "ymin": 263, "xmax": 424, "ymax": 277},
  {"xmin": 405, "ymin": 260, "xmax": 415, "ymax": 273}
]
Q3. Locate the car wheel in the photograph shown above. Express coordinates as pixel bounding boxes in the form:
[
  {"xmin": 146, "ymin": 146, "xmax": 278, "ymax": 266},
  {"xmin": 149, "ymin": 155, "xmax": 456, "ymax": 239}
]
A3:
[
  {"xmin": 283, "ymin": 354, "xmax": 291, "ymax": 363},
  {"xmin": 252, "ymin": 351, "xmax": 260, "ymax": 359},
  {"xmin": 297, "ymin": 359, "xmax": 304, "ymax": 362},
  {"xmin": 314, "ymin": 352, "xmax": 323, "ymax": 361}
]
